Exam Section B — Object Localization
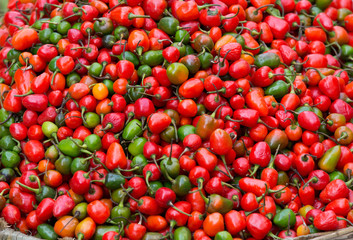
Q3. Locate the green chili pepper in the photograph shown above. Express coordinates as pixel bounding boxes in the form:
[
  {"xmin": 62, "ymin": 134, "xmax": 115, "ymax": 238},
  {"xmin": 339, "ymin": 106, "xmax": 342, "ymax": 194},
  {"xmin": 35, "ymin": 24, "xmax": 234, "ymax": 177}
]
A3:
[
  {"xmin": 315, "ymin": 0, "xmax": 332, "ymax": 10},
  {"xmin": 42, "ymin": 121, "xmax": 58, "ymax": 139},
  {"xmin": 57, "ymin": 21, "xmax": 71, "ymax": 35},
  {"xmin": 72, "ymin": 202, "xmax": 88, "ymax": 221},
  {"xmin": 93, "ymin": 17, "xmax": 114, "ymax": 36},
  {"xmin": 177, "ymin": 125, "xmax": 196, "ymax": 141},
  {"xmin": 37, "ymin": 186, "xmax": 56, "ymax": 202},
  {"xmin": 7, "ymin": 49, "xmax": 21, "ymax": 62},
  {"xmin": 71, "ymin": 157, "xmax": 90, "ymax": 174},
  {"xmin": 215, "ymin": 231, "xmax": 233, "ymax": 240},
  {"xmin": 66, "ymin": 72, "xmax": 81, "ymax": 87},
  {"xmin": 48, "ymin": 16, "xmax": 62, "ymax": 30},
  {"xmin": 254, "ymin": 52, "xmax": 281, "ymax": 69},
  {"xmin": 185, "ymin": 45, "xmax": 195, "ymax": 55},
  {"xmin": 49, "ymin": 32, "xmax": 62, "ymax": 44},
  {"xmin": 310, "ymin": 6, "xmax": 323, "ymax": 15},
  {"xmin": 137, "ymin": 65, "xmax": 152, "ymax": 78},
  {"xmin": 171, "ymin": 175, "xmax": 192, "ymax": 197},
  {"xmin": 114, "ymin": 26, "xmax": 129, "ymax": 39},
  {"xmin": 37, "ymin": 224, "xmax": 58, "ymax": 240},
  {"xmin": 148, "ymin": 181, "xmax": 163, "ymax": 196},
  {"xmin": 39, "ymin": 28, "xmax": 54, "ymax": 44},
  {"xmin": 0, "ymin": 109, "xmax": 14, "ymax": 127},
  {"xmin": 45, "ymin": 145, "xmax": 59, "ymax": 162},
  {"xmin": 123, "ymin": 119, "xmax": 143, "ymax": 140},
  {"xmin": 158, "ymin": 17, "xmax": 180, "ymax": 36},
  {"xmin": 104, "ymin": 173, "xmax": 125, "ymax": 190},
  {"xmin": 0, "ymin": 168, "xmax": 15, "ymax": 182},
  {"xmin": 58, "ymin": 138, "xmax": 83, "ymax": 157},
  {"xmin": 273, "ymin": 209, "xmax": 296, "ymax": 229},
  {"xmin": 103, "ymin": 79, "xmax": 114, "ymax": 96},
  {"xmin": 171, "ymin": 42, "xmax": 187, "ymax": 57},
  {"xmin": 308, "ymin": 224, "xmax": 319, "ymax": 234},
  {"xmin": 128, "ymin": 137, "xmax": 147, "ymax": 156},
  {"xmin": 110, "ymin": 200, "xmax": 131, "ymax": 226},
  {"xmin": 318, "ymin": 145, "xmax": 341, "ymax": 173},
  {"xmin": 0, "ymin": 136, "xmax": 20, "ymax": 153},
  {"xmin": 232, "ymin": 35, "xmax": 244, "ymax": 47},
  {"xmin": 31, "ymin": 18, "xmax": 49, "ymax": 30},
  {"xmin": 118, "ymin": 51, "xmax": 140, "ymax": 67},
  {"xmin": 102, "ymin": 34, "xmax": 117, "ymax": 49},
  {"xmin": 8, "ymin": 62, "xmax": 22, "ymax": 77},
  {"xmin": 174, "ymin": 227, "xmax": 192, "ymax": 240},
  {"xmin": 265, "ymin": 80, "xmax": 289, "ymax": 99},
  {"xmin": 1, "ymin": 151, "xmax": 20, "ymax": 168},
  {"xmin": 83, "ymin": 112, "xmax": 101, "ymax": 128},
  {"xmin": 0, "ymin": 125, "xmax": 10, "ymax": 138},
  {"xmin": 89, "ymin": 62, "xmax": 103, "ymax": 77},
  {"xmin": 127, "ymin": 87, "xmax": 145, "ymax": 102},
  {"xmin": 160, "ymin": 157, "xmax": 180, "ymax": 179},
  {"xmin": 198, "ymin": 52, "xmax": 213, "ymax": 69},
  {"xmin": 337, "ymin": 8, "xmax": 352, "ymax": 22},
  {"xmin": 206, "ymin": 194, "xmax": 233, "ymax": 214},
  {"xmin": 131, "ymin": 154, "xmax": 148, "ymax": 174},
  {"xmin": 83, "ymin": 134, "xmax": 102, "ymax": 152},
  {"xmin": 141, "ymin": 50, "xmax": 164, "ymax": 67},
  {"xmin": 329, "ymin": 171, "xmax": 346, "ymax": 181},
  {"xmin": 175, "ymin": 30, "xmax": 190, "ymax": 44},
  {"xmin": 142, "ymin": 233, "xmax": 164, "ymax": 240},
  {"xmin": 73, "ymin": 22, "xmax": 82, "ymax": 30},
  {"xmin": 111, "ymin": 188, "xmax": 125, "ymax": 203},
  {"xmin": 161, "ymin": 126, "xmax": 177, "ymax": 143},
  {"xmin": 48, "ymin": 56, "xmax": 60, "ymax": 72},
  {"xmin": 94, "ymin": 225, "xmax": 121, "ymax": 240},
  {"xmin": 341, "ymin": 45, "xmax": 353, "ymax": 60}
]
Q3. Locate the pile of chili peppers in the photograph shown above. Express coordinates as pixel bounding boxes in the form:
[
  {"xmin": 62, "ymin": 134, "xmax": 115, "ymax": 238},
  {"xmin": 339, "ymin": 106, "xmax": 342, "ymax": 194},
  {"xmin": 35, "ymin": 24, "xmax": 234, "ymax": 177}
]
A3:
[{"xmin": 3, "ymin": 0, "xmax": 353, "ymax": 239}]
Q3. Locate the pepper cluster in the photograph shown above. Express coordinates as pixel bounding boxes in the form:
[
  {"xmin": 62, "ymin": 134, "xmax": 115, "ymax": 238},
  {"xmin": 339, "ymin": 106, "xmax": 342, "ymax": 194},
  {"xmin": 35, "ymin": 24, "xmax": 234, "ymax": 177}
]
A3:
[{"xmin": 2, "ymin": 0, "xmax": 353, "ymax": 239}]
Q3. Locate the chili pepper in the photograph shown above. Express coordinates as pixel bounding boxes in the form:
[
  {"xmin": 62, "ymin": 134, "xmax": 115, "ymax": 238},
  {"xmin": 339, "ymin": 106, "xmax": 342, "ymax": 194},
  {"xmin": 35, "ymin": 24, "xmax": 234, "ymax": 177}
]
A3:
[
  {"xmin": 12, "ymin": 28, "xmax": 39, "ymax": 51},
  {"xmin": 314, "ymin": 210, "xmax": 339, "ymax": 231},
  {"xmin": 246, "ymin": 213, "xmax": 272, "ymax": 239},
  {"xmin": 320, "ymin": 179, "xmax": 352, "ymax": 204},
  {"xmin": 53, "ymin": 195, "xmax": 75, "ymax": 218},
  {"xmin": 318, "ymin": 145, "xmax": 341, "ymax": 173},
  {"xmin": 105, "ymin": 142, "xmax": 127, "ymax": 170},
  {"xmin": 274, "ymin": 209, "xmax": 296, "ymax": 229}
]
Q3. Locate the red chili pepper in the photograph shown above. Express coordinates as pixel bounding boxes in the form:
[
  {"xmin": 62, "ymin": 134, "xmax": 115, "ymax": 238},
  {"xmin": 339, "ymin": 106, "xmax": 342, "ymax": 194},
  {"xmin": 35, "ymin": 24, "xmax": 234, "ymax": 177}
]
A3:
[
  {"xmin": 36, "ymin": 198, "xmax": 55, "ymax": 222},
  {"xmin": 318, "ymin": 76, "xmax": 340, "ymax": 100},
  {"xmin": 314, "ymin": 210, "xmax": 339, "ymax": 231},
  {"xmin": 3, "ymin": 89, "xmax": 22, "ymax": 113},
  {"xmin": 239, "ymin": 177, "xmax": 269, "ymax": 197},
  {"xmin": 125, "ymin": 223, "xmax": 146, "ymax": 240},
  {"xmin": 313, "ymin": 13, "xmax": 334, "ymax": 32},
  {"xmin": 264, "ymin": 16, "xmax": 290, "ymax": 39},
  {"xmin": 87, "ymin": 200, "xmax": 110, "ymax": 224},
  {"xmin": 246, "ymin": 213, "xmax": 272, "ymax": 239},
  {"xmin": 320, "ymin": 179, "xmax": 351, "ymax": 204},
  {"xmin": 11, "ymin": 28, "xmax": 38, "ymax": 51},
  {"xmin": 224, "ymin": 210, "xmax": 246, "ymax": 235},
  {"xmin": 245, "ymin": 90, "xmax": 269, "ymax": 116},
  {"xmin": 53, "ymin": 195, "xmax": 75, "ymax": 218},
  {"xmin": 106, "ymin": 142, "xmax": 127, "ymax": 170}
]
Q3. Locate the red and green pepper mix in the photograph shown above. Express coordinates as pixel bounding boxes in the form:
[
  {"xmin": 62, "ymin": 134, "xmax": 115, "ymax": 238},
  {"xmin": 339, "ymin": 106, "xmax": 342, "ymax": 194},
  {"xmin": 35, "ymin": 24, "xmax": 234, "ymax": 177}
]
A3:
[{"xmin": 1, "ymin": 0, "xmax": 353, "ymax": 239}]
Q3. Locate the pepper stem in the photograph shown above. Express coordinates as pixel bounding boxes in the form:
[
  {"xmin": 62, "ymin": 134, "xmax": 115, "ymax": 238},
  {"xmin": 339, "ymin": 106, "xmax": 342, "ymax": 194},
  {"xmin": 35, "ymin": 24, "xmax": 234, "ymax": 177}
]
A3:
[
  {"xmin": 221, "ymin": 155, "xmax": 233, "ymax": 180},
  {"xmin": 167, "ymin": 202, "xmax": 192, "ymax": 217}
]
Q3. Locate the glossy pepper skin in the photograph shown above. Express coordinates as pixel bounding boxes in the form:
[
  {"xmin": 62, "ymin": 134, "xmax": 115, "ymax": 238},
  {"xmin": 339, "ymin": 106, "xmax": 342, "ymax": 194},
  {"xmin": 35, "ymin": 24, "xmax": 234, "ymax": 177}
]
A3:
[
  {"xmin": 318, "ymin": 145, "xmax": 341, "ymax": 173},
  {"xmin": 320, "ymin": 179, "xmax": 351, "ymax": 204},
  {"xmin": 246, "ymin": 213, "xmax": 272, "ymax": 239},
  {"xmin": 195, "ymin": 113, "xmax": 219, "ymax": 140}
]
